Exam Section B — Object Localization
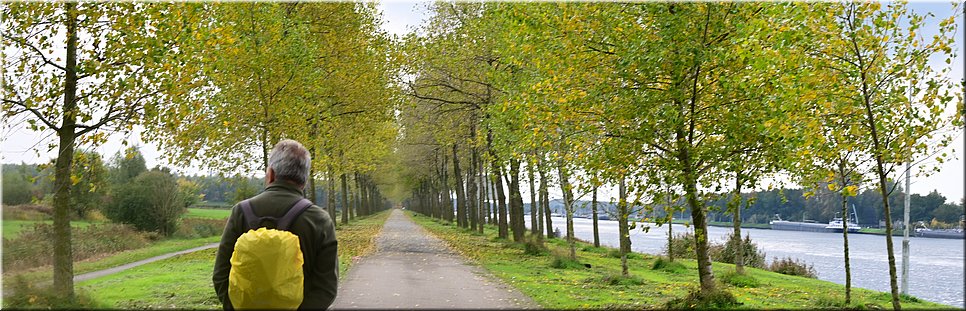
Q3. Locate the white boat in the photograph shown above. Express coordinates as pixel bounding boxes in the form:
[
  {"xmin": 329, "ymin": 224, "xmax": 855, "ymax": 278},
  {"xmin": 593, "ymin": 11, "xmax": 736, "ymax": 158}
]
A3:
[{"xmin": 826, "ymin": 217, "xmax": 861, "ymax": 233}]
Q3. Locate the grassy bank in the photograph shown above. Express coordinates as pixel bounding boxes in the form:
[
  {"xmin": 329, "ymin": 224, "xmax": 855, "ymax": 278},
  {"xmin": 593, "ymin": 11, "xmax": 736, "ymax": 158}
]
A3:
[
  {"xmin": 69, "ymin": 211, "xmax": 390, "ymax": 309},
  {"xmin": 408, "ymin": 211, "xmax": 950, "ymax": 309},
  {"xmin": 2, "ymin": 220, "xmax": 100, "ymax": 239},
  {"xmin": 2, "ymin": 235, "xmax": 220, "ymax": 293},
  {"xmin": 184, "ymin": 208, "xmax": 232, "ymax": 220}
]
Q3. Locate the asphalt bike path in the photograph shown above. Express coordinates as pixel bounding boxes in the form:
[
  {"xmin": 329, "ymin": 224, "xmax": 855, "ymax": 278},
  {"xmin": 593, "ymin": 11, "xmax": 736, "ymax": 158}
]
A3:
[{"xmin": 331, "ymin": 209, "xmax": 536, "ymax": 309}]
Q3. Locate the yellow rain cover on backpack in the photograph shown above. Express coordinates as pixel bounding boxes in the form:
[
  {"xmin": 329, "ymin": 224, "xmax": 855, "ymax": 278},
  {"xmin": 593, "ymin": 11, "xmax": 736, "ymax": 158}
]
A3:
[{"xmin": 228, "ymin": 227, "xmax": 304, "ymax": 310}]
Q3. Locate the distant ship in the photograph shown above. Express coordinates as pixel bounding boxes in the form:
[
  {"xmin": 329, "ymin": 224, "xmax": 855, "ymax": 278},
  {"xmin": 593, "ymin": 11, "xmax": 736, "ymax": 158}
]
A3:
[
  {"xmin": 825, "ymin": 217, "xmax": 861, "ymax": 233},
  {"xmin": 769, "ymin": 214, "xmax": 836, "ymax": 233},
  {"xmin": 914, "ymin": 224, "xmax": 965, "ymax": 240}
]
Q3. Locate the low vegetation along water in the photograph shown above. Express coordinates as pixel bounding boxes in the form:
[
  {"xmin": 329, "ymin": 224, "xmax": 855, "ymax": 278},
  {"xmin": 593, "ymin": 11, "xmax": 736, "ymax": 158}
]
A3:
[{"xmin": 529, "ymin": 216, "xmax": 964, "ymax": 308}]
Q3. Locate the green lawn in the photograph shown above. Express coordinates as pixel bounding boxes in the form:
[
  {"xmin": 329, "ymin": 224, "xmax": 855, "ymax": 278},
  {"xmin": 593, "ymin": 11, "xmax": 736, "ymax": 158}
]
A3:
[
  {"xmin": 2, "ymin": 220, "xmax": 99, "ymax": 239},
  {"xmin": 3, "ymin": 235, "xmax": 221, "ymax": 293},
  {"xmin": 67, "ymin": 211, "xmax": 391, "ymax": 308},
  {"xmin": 184, "ymin": 208, "xmax": 232, "ymax": 220},
  {"xmin": 408, "ymin": 211, "xmax": 952, "ymax": 309},
  {"xmin": 79, "ymin": 248, "xmax": 221, "ymax": 309}
]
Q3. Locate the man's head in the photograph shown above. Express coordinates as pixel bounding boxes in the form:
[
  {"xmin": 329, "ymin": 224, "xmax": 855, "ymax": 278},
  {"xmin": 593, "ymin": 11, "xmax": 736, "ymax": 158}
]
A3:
[{"xmin": 266, "ymin": 139, "xmax": 311, "ymax": 188}]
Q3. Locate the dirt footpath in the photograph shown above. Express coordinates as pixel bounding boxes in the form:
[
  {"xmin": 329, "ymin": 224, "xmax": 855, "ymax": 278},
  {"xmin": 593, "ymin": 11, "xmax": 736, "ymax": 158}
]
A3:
[{"xmin": 331, "ymin": 209, "xmax": 536, "ymax": 309}]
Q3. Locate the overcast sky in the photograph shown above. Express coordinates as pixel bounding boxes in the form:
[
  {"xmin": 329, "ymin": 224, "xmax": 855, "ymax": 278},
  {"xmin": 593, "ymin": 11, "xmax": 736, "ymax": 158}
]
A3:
[{"xmin": 1, "ymin": 1, "xmax": 963, "ymax": 203}]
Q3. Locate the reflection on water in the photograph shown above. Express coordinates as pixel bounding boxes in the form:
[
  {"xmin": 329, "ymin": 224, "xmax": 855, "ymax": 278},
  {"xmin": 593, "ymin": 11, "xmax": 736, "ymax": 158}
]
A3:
[{"xmin": 526, "ymin": 216, "xmax": 964, "ymax": 308}]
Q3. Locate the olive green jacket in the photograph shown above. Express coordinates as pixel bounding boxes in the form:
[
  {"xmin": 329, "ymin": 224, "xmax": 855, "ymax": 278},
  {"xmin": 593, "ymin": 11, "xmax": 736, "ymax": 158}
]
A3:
[{"xmin": 212, "ymin": 181, "xmax": 338, "ymax": 310}]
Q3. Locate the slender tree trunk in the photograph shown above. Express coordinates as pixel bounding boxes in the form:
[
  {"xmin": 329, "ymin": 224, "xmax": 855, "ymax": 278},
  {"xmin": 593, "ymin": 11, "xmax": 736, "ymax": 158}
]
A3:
[
  {"xmin": 592, "ymin": 186, "xmax": 600, "ymax": 248},
  {"xmin": 477, "ymin": 158, "xmax": 485, "ymax": 233},
  {"xmin": 341, "ymin": 173, "xmax": 349, "ymax": 225},
  {"xmin": 865, "ymin": 115, "xmax": 902, "ymax": 309},
  {"xmin": 730, "ymin": 171, "xmax": 745, "ymax": 274},
  {"xmin": 326, "ymin": 165, "xmax": 336, "ymax": 226},
  {"xmin": 679, "ymin": 141, "xmax": 716, "ymax": 293},
  {"xmin": 557, "ymin": 161, "xmax": 576, "ymax": 260},
  {"xmin": 309, "ymin": 167, "xmax": 317, "ymax": 203},
  {"xmin": 467, "ymin": 147, "xmax": 479, "ymax": 231},
  {"xmin": 528, "ymin": 160, "xmax": 539, "ymax": 236},
  {"xmin": 493, "ymin": 164, "xmax": 509, "ymax": 239},
  {"xmin": 618, "ymin": 178, "xmax": 630, "ymax": 276},
  {"xmin": 453, "ymin": 144, "xmax": 467, "ymax": 227},
  {"xmin": 508, "ymin": 159, "xmax": 525, "ymax": 242},
  {"xmin": 351, "ymin": 174, "xmax": 359, "ymax": 220},
  {"xmin": 667, "ymin": 184, "xmax": 675, "ymax": 262},
  {"xmin": 441, "ymin": 151, "xmax": 452, "ymax": 221},
  {"xmin": 839, "ymin": 162, "xmax": 853, "ymax": 304},
  {"xmin": 539, "ymin": 160, "xmax": 552, "ymax": 239},
  {"xmin": 52, "ymin": 2, "xmax": 79, "ymax": 298}
]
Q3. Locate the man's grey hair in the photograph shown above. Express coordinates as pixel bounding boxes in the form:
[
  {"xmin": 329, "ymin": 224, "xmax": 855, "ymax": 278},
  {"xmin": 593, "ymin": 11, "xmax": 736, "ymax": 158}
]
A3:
[{"xmin": 268, "ymin": 139, "xmax": 311, "ymax": 186}]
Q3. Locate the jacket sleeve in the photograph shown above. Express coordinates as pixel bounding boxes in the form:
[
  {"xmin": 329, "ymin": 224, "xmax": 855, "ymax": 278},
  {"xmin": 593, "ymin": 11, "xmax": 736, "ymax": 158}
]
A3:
[
  {"xmin": 213, "ymin": 205, "xmax": 244, "ymax": 311},
  {"xmin": 303, "ymin": 210, "xmax": 339, "ymax": 309}
]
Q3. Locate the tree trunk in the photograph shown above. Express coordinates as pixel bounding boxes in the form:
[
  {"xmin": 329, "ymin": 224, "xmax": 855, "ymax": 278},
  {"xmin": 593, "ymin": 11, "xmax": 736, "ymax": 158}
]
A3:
[
  {"xmin": 508, "ymin": 158, "xmax": 525, "ymax": 242},
  {"xmin": 326, "ymin": 165, "xmax": 336, "ymax": 226},
  {"xmin": 864, "ymin": 112, "xmax": 902, "ymax": 309},
  {"xmin": 476, "ymin": 155, "xmax": 485, "ymax": 233},
  {"xmin": 52, "ymin": 2, "xmax": 79, "ymax": 299},
  {"xmin": 667, "ymin": 184, "xmax": 675, "ymax": 262},
  {"xmin": 730, "ymin": 171, "xmax": 745, "ymax": 274},
  {"xmin": 441, "ymin": 151, "xmax": 452, "ymax": 221},
  {"xmin": 618, "ymin": 178, "xmax": 630, "ymax": 276},
  {"xmin": 839, "ymin": 162, "xmax": 853, "ymax": 305},
  {"xmin": 467, "ymin": 146, "xmax": 479, "ymax": 231},
  {"xmin": 341, "ymin": 173, "xmax": 349, "ymax": 225},
  {"xmin": 453, "ymin": 144, "xmax": 467, "ymax": 227},
  {"xmin": 592, "ymin": 186, "xmax": 600, "ymax": 248},
  {"xmin": 528, "ymin": 160, "xmax": 539, "ymax": 236},
  {"xmin": 680, "ymin": 146, "xmax": 716, "ymax": 294},
  {"xmin": 539, "ymin": 160, "xmax": 552, "ymax": 239},
  {"xmin": 493, "ymin": 164, "xmax": 509, "ymax": 239},
  {"xmin": 557, "ymin": 161, "xmax": 576, "ymax": 260}
]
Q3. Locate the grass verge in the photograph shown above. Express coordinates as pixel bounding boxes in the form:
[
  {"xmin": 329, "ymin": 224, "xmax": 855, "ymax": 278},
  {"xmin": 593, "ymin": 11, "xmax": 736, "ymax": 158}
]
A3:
[
  {"xmin": 407, "ymin": 211, "xmax": 953, "ymax": 309},
  {"xmin": 2, "ymin": 220, "xmax": 99, "ymax": 239},
  {"xmin": 60, "ymin": 210, "xmax": 390, "ymax": 308},
  {"xmin": 2, "ymin": 235, "xmax": 221, "ymax": 293},
  {"xmin": 184, "ymin": 208, "xmax": 232, "ymax": 220}
]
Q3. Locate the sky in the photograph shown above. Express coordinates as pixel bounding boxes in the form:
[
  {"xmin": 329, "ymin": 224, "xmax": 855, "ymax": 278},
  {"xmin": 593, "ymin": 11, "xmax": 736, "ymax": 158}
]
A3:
[{"xmin": 1, "ymin": 1, "xmax": 963, "ymax": 204}]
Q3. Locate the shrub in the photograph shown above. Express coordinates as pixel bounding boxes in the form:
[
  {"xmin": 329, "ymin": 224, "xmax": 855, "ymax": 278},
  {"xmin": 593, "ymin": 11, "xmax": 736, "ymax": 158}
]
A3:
[
  {"xmin": 666, "ymin": 232, "xmax": 766, "ymax": 269},
  {"xmin": 173, "ymin": 218, "xmax": 225, "ymax": 239},
  {"xmin": 668, "ymin": 232, "xmax": 697, "ymax": 260},
  {"xmin": 720, "ymin": 270, "xmax": 760, "ymax": 288},
  {"xmin": 651, "ymin": 256, "xmax": 687, "ymax": 274},
  {"xmin": 716, "ymin": 233, "xmax": 767, "ymax": 269},
  {"xmin": 522, "ymin": 236, "xmax": 547, "ymax": 256},
  {"xmin": 3, "ymin": 223, "xmax": 151, "ymax": 271},
  {"xmin": 768, "ymin": 257, "xmax": 817, "ymax": 278},
  {"xmin": 549, "ymin": 248, "xmax": 584, "ymax": 269},
  {"xmin": 102, "ymin": 170, "xmax": 187, "ymax": 236},
  {"xmin": 602, "ymin": 273, "xmax": 645, "ymax": 286},
  {"xmin": 606, "ymin": 248, "xmax": 641, "ymax": 259},
  {"xmin": 665, "ymin": 287, "xmax": 741, "ymax": 309}
]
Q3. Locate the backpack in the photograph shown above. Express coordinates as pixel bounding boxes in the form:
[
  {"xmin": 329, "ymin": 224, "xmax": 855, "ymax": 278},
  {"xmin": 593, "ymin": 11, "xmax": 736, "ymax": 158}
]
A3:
[{"xmin": 228, "ymin": 198, "xmax": 312, "ymax": 310}]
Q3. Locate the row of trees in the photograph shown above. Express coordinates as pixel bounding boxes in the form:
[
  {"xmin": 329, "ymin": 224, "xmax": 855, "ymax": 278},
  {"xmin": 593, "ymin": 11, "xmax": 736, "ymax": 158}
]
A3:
[
  {"xmin": 2, "ymin": 2, "xmax": 397, "ymax": 299},
  {"xmin": 396, "ymin": 2, "xmax": 961, "ymax": 309}
]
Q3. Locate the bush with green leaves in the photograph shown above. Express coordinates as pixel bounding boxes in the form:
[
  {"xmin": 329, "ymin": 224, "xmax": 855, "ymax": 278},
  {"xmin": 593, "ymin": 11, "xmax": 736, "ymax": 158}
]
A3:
[
  {"xmin": 102, "ymin": 169, "xmax": 188, "ymax": 236},
  {"xmin": 768, "ymin": 256, "xmax": 817, "ymax": 278},
  {"xmin": 666, "ymin": 232, "xmax": 766, "ymax": 268}
]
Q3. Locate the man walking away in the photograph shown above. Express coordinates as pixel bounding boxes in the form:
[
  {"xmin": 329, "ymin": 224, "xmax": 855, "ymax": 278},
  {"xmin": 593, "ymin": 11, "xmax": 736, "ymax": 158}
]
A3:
[{"xmin": 213, "ymin": 139, "xmax": 338, "ymax": 310}]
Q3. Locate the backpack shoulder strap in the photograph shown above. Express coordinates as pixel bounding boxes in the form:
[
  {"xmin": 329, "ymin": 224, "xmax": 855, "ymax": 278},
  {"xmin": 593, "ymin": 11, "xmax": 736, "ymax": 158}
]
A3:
[
  {"xmin": 239, "ymin": 199, "xmax": 261, "ymax": 230},
  {"xmin": 277, "ymin": 199, "xmax": 313, "ymax": 231}
]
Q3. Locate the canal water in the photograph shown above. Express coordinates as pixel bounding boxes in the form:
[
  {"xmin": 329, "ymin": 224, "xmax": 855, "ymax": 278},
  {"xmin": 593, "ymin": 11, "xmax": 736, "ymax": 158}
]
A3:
[{"xmin": 526, "ymin": 216, "xmax": 964, "ymax": 308}]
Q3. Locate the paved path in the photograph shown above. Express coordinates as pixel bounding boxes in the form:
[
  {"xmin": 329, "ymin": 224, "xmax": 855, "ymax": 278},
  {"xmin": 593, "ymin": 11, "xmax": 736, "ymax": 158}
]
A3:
[
  {"xmin": 331, "ymin": 209, "xmax": 535, "ymax": 309},
  {"xmin": 74, "ymin": 243, "xmax": 219, "ymax": 282}
]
